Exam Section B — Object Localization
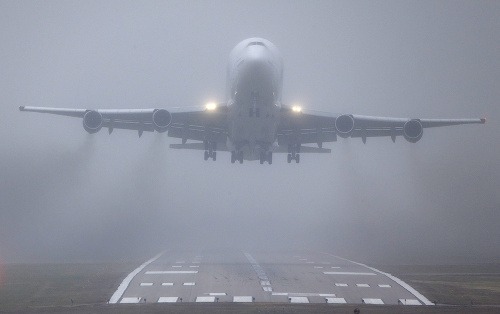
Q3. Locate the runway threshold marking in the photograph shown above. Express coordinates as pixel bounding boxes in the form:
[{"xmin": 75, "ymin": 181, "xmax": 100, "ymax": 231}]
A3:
[
  {"xmin": 158, "ymin": 297, "xmax": 178, "ymax": 303},
  {"xmin": 399, "ymin": 299, "xmax": 421, "ymax": 305},
  {"xmin": 317, "ymin": 251, "xmax": 434, "ymax": 305},
  {"xmin": 273, "ymin": 292, "xmax": 336, "ymax": 297},
  {"xmin": 289, "ymin": 296, "xmax": 309, "ymax": 303},
  {"xmin": 233, "ymin": 296, "xmax": 253, "ymax": 302},
  {"xmin": 120, "ymin": 297, "xmax": 141, "ymax": 304},
  {"xmin": 109, "ymin": 251, "xmax": 164, "ymax": 304},
  {"xmin": 363, "ymin": 298, "xmax": 384, "ymax": 304},
  {"xmin": 196, "ymin": 296, "xmax": 215, "ymax": 302},
  {"xmin": 326, "ymin": 297, "xmax": 347, "ymax": 304}
]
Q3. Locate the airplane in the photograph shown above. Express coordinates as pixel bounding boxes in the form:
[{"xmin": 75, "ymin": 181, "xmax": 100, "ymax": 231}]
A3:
[{"xmin": 19, "ymin": 37, "xmax": 485, "ymax": 164}]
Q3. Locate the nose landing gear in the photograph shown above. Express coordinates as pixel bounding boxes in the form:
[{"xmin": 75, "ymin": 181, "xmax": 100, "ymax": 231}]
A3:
[
  {"xmin": 231, "ymin": 150, "xmax": 244, "ymax": 164},
  {"xmin": 287, "ymin": 144, "xmax": 301, "ymax": 163},
  {"xmin": 259, "ymin": 151, "xmax": 273, "ymax": 164},
  {"xmin": 204, "ymin": 141, "xmax": 217, "ymax": 161}
]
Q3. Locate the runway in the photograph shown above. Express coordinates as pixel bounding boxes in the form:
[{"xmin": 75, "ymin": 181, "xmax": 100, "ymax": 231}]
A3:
[{"xmin": 109, "ymin": 249, "xmax": 433, "ymax": 305}]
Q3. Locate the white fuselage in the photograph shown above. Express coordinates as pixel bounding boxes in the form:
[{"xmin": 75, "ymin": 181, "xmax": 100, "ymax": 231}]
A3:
[{"xmin": 225, "ymin": 38, "xmax": 284, "ymax": 159}]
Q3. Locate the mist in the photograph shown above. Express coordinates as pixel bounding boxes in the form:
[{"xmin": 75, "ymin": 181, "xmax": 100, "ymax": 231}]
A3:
[{"xmin": 1, "ymin": 0, "xmax": 499, "ymax": 265}]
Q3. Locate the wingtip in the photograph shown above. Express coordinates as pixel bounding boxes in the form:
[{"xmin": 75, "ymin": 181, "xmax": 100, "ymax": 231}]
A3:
[
  {"xmin": 481, "ymin": 118, "xmax": 486, "ymax": 124},
  {"xmin": 19, "ymin": 106, "xmax": 25, "ymax": 111}
]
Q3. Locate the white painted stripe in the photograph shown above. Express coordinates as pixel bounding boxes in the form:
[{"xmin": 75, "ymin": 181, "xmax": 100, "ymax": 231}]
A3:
[
  {"xmin": 183, "ymin": 282, "xmax": 195, "ymax": 286},
  {"xmin": 140, "ymin": 282, "xmax": 153, "ymax": 286},
  {"xmin": 262, "ymin": 286, "xmax": 272, "ymax": 292},
  {"xmin": 109, "ymin": 252, "xmax": 163, "ymax": 304},
  {"xmin": 189, "ymin": 265, "xmax": 199, "ymax": 268},
  {"xmin": 176, "ymin": 261, "xmax": 185, "ymax": 263},
  {"xmin": 196, "ymin": 296, "xmax": 215, "ymax": 302},
  {"xmin": 331, "ymin": 266, "xmax": 341, "ymax": 269},
  {"xmin": 335, "ymin": 283, "xmax": 348, "ymax": 287},
  {"xmin": 379, "ymin": 284, "xmax": 391, "ymax": 288},
  {"xmin": 208, "ymin": 293, "xmax": 226, "ymax": 296},
  {"xmin": 363, "ymin": 298, "xmax": 384, "ymax": 304},
  {"xmin": 356, "ymin": 283, "xmax": 370, "ymax": 287},
  {"xmin": 399, "ymin": 299, "xmax": 421, "ymax": 305},
  {"xmin": 172, "ymin": 265, "xmax": 182, "ymax": 268},
  {"xmin": 120, "ymin": 297, "xmax": 141, "ymax": 303},
  {"xmin": 324, "ymin": 272, "xmax": 376, "ymax": 275},
  {"xmin": 314, "ymin": 266, "xmax": 324, "ymax": 269},
  {"xmin": 233, "ymin": 296, "xmax": 253, "ymax": 302},
  {"xmin": 260, "ymin": 280, "xmax": 271, "ymax": 286},
  {"xmin": 158, "ymin": 297, "xmax": 178, "ymax": 303},
  {"xmin": 272, "ymin": 293, "xmax": 335, "ymax": 297},
  {"xmin": 145, "ymin": 271, "xmax": 198, "ymax": 274},
  {"xmin": 272, "ymin": 292, "xmax": 288, "ymax": 296},
  {"xmin": 162, "ymin": 282, "xmax": 174, "ymax": 286},
  {"xmin": 289, "ymin": 296, "xmax": 309, "ymax": 303},
  {"xmin": 326, "ymin": 297, "xmax": 347, "ymax": 304},
  {"xmin": 306, "ymin": 261, "xmax": 315, "ymax": 264},
  {"xmin": 318, "ymin": 251, "xmax": 434, "ymax": 305},
  {"xmin": 319, "ymin": 294, "xmax": 336, "ymax": 297}
]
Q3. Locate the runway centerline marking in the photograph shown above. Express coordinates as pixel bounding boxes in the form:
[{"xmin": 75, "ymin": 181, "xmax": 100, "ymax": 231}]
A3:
[
  {"xmin": 356, "ymin": 283, "xmax": 370, "ymax": 287},
  {"xmin": 161, "ymin": 282, "xmax": 174, "ymax": 286},
  {"xmin": 335, "ymin": 283, "xmax": 348, "ymax": 287},
  {"xmin": 108, "ymin": 251, "xmax": 164, "ymax": 304},
  {"xmin": 183, "ymin": 282, "xmax": 195, "ymax": 286},
  {"xmin": 244, "ymin": 252, "xmax": 274, "ymax": 293},
  {"xmin": 140, "ymin": 282, "xmax": 153, "ymax": 286},
  {"xmin": 379, "ymin": 284, "xmax": 391, "ymax": 288}
]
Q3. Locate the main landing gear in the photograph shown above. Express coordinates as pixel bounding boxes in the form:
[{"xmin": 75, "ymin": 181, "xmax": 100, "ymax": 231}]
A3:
[
  {"xmin": 259, "ymin": 151, "xmax": 273, "ymax": 165},
  {"xmin": 287, "ymin": 144, "xmax": 301, "ymax": 163},
  {"xmin": 231, "ymin": 150, "xmax": 244, "ymax": 164},
  {"xmin": 204, "ymin": 141, "xmax": 217, "ymax": 161}
]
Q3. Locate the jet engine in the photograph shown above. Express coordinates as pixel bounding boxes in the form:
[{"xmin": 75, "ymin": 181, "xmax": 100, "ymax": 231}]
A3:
[
  {"xmin": 83, "ymin": 110, "xmax": 103, "ymax": 134},
  {"xmin": 152, "ymin": 109, "xmax": 172, "ymax": 133},
  {"xmin": 335, "ymin": 114, "xmax": 355, "ymax": 138},
  {"xmin": 403, "ymin": 119, "xmax": 423, "ymax": 143}
]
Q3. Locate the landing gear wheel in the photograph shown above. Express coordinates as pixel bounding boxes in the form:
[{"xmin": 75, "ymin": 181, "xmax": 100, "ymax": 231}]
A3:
[
  {"xmin": 295, "ymin": 154, "xmax": 300, "ymax": 163},
  {"xmin": 231, "ymin": 151, "xmax": 236, "ymax": 163},
  {"xmin": 287, "ymin": 154, "xmax": 292, "ymax": 163},
  {"xmin": 238, "ymin": 151, "xmax": 244, "ymax": 164},
  {"xmin": 212, "ymin": 151, "xmax": 217, "ymax": 161},
  {"xmin": 204, "ymin": 151, "xmax": 209, "ymax": 161},
  {"xmin": 267, "ymin": 151, "xmax": 273, "ymax": 165}
]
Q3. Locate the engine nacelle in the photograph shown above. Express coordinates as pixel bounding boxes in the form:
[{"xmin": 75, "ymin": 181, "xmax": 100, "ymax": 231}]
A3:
[
  {"xmin": 83, "ymin": 110, "xmax": 103, "ymax": 134},
  {"xmin": 152, "ymin": 109, "xmax": 172, "ymax": 133},
  {"xmin": 403, "ymin": 119, "xmax": 423, "ymax": 143},
  {"xmin": 335, "ymin": 114, "xmax": 355, "ymax": 138}
]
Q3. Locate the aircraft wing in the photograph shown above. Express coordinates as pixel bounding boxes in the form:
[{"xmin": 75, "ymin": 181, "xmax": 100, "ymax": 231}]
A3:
[
  {"xmin": 277, "ymin": 105, "xmax": 485, "ymax": 146},
  {"xmin": 19, "ymin": 105, "xmax": 229, "ymax": 142}
]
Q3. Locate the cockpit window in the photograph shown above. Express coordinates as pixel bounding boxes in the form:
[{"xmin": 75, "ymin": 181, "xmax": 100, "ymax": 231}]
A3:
[{"xmin": 248, "ymin": 41, "xmax": 265, "ymax": 47}]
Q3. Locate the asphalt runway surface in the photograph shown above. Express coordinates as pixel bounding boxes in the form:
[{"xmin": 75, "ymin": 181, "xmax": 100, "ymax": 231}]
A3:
[{"xmin": 108, "ymin": 249, "xmax": 433, "ymax": 306}]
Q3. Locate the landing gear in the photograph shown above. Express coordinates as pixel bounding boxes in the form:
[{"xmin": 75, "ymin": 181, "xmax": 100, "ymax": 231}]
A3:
[
  {"xmin": 287, "ymin": 143, "xmax": 301, "ymax": 163},
  {"xmin": 204, "ymin": 141, "xmax": 217, "ymax": 161},
  {"xmin": 231, "ymin": 150, "xmax": 244, "ymax": 164},
  {"xmin": 259, "ymin": 151, "xmax": 273, "ymax": 164}
]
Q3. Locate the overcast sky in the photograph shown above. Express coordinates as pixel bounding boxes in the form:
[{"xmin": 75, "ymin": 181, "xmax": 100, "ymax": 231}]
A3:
[{"xmin": 1, "ymin": 0, "xmax": 499, "ymax": 264}]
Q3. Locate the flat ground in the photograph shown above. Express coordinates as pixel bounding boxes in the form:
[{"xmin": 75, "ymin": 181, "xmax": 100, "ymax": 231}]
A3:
[{"xmin": 0, "ymin": 262, "xmax": 499, "ymax": 313}]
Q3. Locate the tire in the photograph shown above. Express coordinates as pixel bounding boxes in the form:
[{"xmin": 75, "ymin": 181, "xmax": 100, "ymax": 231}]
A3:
[
  {"xmin": 204, "ymin": 151, "xmax": 209, "ymax": 161},
  {"xmin": 231, "ymin": 151, "xmax": 236, "ymax": 163},
  {"xmin": 212, "ymin": 151, "xmax": 217, "ymax": 161},
  {"xmin": 287, "ymin": 154, "xmax": 292, "ymax": 163},
  {"xmin": 296, "ymin": 154, "xmax": 300, "ymax": 163},
  {"xmin": 267, "ymin": 152, "xmax": 272, "ymax": 164}
]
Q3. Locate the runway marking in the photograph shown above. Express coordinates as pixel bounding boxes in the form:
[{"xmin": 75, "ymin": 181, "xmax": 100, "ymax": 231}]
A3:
[
  {"xmin": 145, "ymin": 271, "xmax": 198, "ymax": 274},
  {"xmin": 326, "ymin": 297, "xmax": 347, "ymax": 304},
  {"xmin": 196, "ymin": 296, "xmax": 215, "ymax": 302},
  {"xmin": 158, "ymin": 297, "xmax": 178, "ymax": 303},
  {"xmin": 189, "ymin": 265, "xmax": 199, "ymax": 268},
  {"xmin": 140, "ymin": 282, "xmax": 153, "ymax": 286},
  {"xmin": 324, "ymin": 272, "xmax": 376, "ymax": 275},
  {"xmin": 306, "ymin": 261, "xmax": 315, "ymax": 264},
  {"xmin": 161, "ymin": 282, "xmax": 174, "ymax": 286},
  {"xmin": 183, "ymin": 282, "xmax": 195, "ymax": 286},
  {"xmin": 399, "ymin": 299, "xmax": 421, "ymax": 305},
  {"xmin": 262, "ymin": 286, "xmax": 273, "ymax": 292},
  {"xmin": 208, "ymin": 293, "xmax": 226, "ymax": 296},
  {"xmin": 244, "ymin": 252, "xmax": 274, "ymax": 293},
  {"xmin": 260, "ymin": 280, "xmax": 271, "ymax": 286},
  {"xmin": 233, "ymin": 296, "xmax": 253, "ymax": 302},
  {"xmin": 378, "ymin": 284, "xmax": 391, "ymax": 288},
  {"xmin": 299, "ymin": 258, "xmax": 308, "ymax": 261},
  {"xmin": 273, "ymin": 292, "xmax": 335, "ymax": 297},
  {"xmin": 335, "ymin": 283, "xmax": 348, "ymax": 287},
  {"xmin": 289, "ymin": 296, "xmax": 309, "ymax": 303},
  {"xmin": 331, "ymin": 266, "xmax": 341, "ymax": 269},
  {"xmin": 363, "ymin": 298, "xmax": 384, "ymax": 304},
  {"xmin": 172, "ymin": 265, "xmax": 182, "ymax": 268},
  {"xmin": 109, "ymin": 252, "xmax": 164, "ymax": 304},
  {"xmin": 314, "ymin": 266, "xmax": 324, "ymax": 269},
  {"xmin": 175, "ymin": 261, "xmax": 185, "ymax": 263},
  {"xmin": 356, "ymin": 283, "xmax": 370, "ymax": 287},
  {"xmin": 317, "ymin": 251, "xmax": 434, "ymax": 305},
  {"xmin": 120, "ymin": 297, "xmax": 141, "ymax": 303}
]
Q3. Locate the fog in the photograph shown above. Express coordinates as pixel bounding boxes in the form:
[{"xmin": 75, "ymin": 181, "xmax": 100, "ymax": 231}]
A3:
[{"xmin": 1, "ymin": 0, "xmax": 499, "ymax": 265}]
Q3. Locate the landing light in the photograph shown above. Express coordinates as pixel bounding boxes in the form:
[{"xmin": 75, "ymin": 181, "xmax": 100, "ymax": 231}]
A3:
[
  {"xmin": 292, "ymin": 105, "xmax": 302, "ymax": 113},
  {"xmin": 205, "ymin": 102, "xmax": 217, "ymax": 111}
]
